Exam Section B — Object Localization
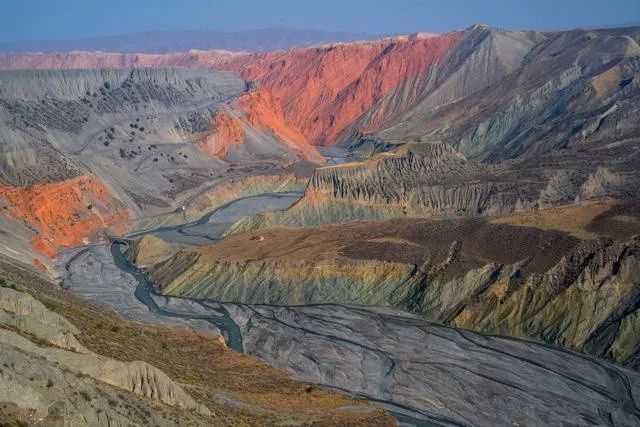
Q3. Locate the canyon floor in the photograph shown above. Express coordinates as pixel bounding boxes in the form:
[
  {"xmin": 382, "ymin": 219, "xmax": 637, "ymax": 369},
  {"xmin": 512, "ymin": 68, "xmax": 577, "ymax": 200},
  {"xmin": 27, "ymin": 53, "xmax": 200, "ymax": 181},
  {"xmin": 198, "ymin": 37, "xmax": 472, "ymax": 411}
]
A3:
[{"xmin": 1, "ymin": 23, "xmax": 640, "ymax": 426}]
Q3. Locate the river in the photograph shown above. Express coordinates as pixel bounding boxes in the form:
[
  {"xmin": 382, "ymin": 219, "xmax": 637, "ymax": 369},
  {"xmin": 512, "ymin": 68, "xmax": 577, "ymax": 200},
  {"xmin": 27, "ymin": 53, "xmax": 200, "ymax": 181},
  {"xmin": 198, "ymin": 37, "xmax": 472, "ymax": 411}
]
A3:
[
  {"xmin": 60, "ymin": 184, "xmax": 636, "ymax": 427},
  {"xmin": 61, "ymin": 192, "xmax": 302, "ymax": 350},
  {"xmin": 55, "ymin": 146, "xmax": 640, "ymax": 426},
  {"xmin": 56, "ymin": 156, "xmax": 451, "ymax": 426}
]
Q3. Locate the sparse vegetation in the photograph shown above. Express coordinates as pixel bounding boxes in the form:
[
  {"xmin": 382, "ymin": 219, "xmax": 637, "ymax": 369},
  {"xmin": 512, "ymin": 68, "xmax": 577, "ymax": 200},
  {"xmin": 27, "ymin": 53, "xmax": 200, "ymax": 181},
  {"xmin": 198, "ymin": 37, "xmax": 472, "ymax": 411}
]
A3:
[
  {"xmin": 0, "ymin": 258, "xmax": 389, "ymax": 426},
  {"xmin": 0, "ymin": 277, "xmax": 20, "ymax": 291}
]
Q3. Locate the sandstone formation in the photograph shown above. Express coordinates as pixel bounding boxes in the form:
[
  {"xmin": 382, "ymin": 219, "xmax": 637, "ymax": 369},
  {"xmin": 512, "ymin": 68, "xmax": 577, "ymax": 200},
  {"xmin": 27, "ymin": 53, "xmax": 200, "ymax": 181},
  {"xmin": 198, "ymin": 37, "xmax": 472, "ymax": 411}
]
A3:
[
  {"xmin": 217, "ymin": 32, "xmax": 463, "ymax": 146},
  {"xmin": 0, "ymin": 68, "xmax": 321, "ymax": 265},
  {"xmin": 199, "ymin": 87, "xmax": 324, "ymax": 163},
  {"xmin": 0, "ymin": 176, "xmax": 128, "ymax": 257},
  {"xmin": 0, "ymin": 285, "xmax": 210, "ymax": 421},
  {"xmin": 226, "ymin": 141, "xmax": 640, "ymax": 233},
  {"xmin": 141, "ymin": 202, "xmax": 640, "ymax": 368},
  {"xmin": 1, "ymin": 25, "xmax": 638, "ymax": 160}
]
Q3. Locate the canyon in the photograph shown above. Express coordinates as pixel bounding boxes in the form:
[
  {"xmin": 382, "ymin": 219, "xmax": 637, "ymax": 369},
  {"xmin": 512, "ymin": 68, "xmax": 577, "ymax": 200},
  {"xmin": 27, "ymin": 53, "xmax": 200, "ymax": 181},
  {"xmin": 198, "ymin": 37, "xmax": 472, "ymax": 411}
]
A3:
[{"xmin": 0, "ymin": 23, "xmax": 639, "ymax": 426}]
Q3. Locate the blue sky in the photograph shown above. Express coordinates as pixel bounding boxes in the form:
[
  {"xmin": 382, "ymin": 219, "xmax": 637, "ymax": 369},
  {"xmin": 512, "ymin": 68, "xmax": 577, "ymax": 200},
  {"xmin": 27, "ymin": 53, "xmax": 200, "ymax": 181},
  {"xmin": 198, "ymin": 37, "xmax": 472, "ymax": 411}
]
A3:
[{"xmin": 1, "ymin": 0, "xmax": 639, "ymax": 42}]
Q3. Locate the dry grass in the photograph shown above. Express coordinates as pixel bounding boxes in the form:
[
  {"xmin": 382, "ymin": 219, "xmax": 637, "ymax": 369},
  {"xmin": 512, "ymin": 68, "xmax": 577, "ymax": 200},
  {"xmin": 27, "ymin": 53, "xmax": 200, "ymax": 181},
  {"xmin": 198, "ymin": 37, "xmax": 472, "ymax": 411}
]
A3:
[
  {"xmin": 160, "ymin": 215, "xmax": 579, "ymax": 281},
  {"xmin": 490, "ymin": 200, "xmax": 640, "ymax": 241},
  {"xmin": 0, "ymin": 258, "xmax": 394, "ymax": 426},
  {"xmin": 490, "ymin": 202, "xmax": 614, "ymax": 239}
]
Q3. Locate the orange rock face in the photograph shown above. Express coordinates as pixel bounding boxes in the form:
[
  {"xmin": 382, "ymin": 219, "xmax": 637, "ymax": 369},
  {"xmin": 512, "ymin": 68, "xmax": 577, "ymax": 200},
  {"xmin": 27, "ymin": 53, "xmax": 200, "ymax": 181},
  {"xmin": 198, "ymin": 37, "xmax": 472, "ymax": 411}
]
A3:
[
  {"xmin": 199, "ymin": 88, "xmax": 324, "ymax": 163},
  {"xmin": 237, "ymin": 88, "xmax": 324, "ymax": 162},
  {"xmin": 220, "ymin": 33, "xmax": 462, "ymax": 145},
  {"xmin": 0, "ymin": 177, "xmax": 127, "ymax": 257},
  {"xmin": 198, "ymin": 109, "xmax": 245, "ymax": 158},
  {"xmin": 0, "ymin": 33, "xmax": 461, "ymax": 147}
]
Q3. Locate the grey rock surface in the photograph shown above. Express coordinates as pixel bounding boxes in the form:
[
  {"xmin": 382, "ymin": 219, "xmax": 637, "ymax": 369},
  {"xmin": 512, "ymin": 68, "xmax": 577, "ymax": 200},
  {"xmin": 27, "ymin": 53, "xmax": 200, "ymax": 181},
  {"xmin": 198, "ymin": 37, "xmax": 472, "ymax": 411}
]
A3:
[
  {"xmin": 59, "ymin": 244, "xmax": 217, "ymax": 332},
  {"xmin": 222, "ymin": 302, "xmax": 640, "ymax": 426},
  {"xmin": 0, "ymin": 285, "xmax": 211, "ymax": 421}
]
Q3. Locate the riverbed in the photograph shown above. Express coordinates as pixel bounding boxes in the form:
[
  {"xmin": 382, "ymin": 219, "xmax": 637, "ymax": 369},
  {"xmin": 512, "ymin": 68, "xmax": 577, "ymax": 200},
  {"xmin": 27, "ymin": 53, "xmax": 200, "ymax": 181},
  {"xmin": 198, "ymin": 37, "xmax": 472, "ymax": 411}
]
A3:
[
  {"xmin": 57, "ymin": 179, "xmax": 640, "ymax": 426},
  {"xmin": 60, "ymin": 192, "xmax": 303, "ymax": 344}
]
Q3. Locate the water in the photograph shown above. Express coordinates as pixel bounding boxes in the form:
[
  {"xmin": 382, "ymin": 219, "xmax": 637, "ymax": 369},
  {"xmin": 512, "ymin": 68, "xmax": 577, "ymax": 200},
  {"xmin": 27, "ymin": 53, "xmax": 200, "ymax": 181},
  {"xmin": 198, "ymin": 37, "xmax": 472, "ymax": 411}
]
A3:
[
  {"xmin": 109, "ymin": 191, "xmax": 304, "ymax": 351},
  {"xmin": 66, "ymin": 186, "xmax": 432, "ymax": 424},
  {"xmin": 110, "ymin": 241, "xmax": 245, "ymax": 351}
]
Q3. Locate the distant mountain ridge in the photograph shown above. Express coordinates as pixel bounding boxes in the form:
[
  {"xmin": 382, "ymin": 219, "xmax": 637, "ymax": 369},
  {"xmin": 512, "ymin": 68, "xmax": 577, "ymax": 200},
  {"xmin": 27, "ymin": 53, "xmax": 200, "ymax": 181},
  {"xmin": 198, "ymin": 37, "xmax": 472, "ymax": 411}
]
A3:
[{"xmin": 0, "ymin": 28, "xmax": 385, "ymax": 54}]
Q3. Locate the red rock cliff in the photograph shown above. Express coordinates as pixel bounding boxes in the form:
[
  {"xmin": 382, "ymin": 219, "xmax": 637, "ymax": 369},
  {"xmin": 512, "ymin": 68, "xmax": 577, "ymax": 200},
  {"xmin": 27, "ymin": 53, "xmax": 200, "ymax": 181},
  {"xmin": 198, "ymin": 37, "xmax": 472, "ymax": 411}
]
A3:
[
  {"xmin": 219, "ymin": 33, "xmax": 462, "ymax": 145},
  {"xmin": 0, "ymin": 33, "xmax": 462, "ymax": 147},
  {"xmin": 199, "ymin": 88, "xmax": 324, "ymax": 162},
  {"xmin": 0, "ymin": 177, "xmax": 127, "ymax": 257}
]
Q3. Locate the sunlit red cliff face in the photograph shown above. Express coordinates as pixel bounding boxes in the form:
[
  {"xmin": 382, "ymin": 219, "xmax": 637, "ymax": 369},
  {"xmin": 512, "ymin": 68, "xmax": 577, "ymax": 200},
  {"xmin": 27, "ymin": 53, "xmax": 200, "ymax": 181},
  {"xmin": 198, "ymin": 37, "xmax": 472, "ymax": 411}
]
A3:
[
  {"xmin": 237, "ymin": 88, "xmax": 324, "ymax": 161},
  {"xmin": 0, "ymin": 32, "xmax": 462, "ymax": 147},
  {"xmin": 199, "ymin": 88, "xmax": 325, "ymax": 162},
  {"xmin": 0, "ymin": 32, "xmax": 463, "ymax": 258},
  {"xmin": 198, "ymin": 109, "xmax": 245, "ymax": 159},
  {"xmin": 219, "ymin": 32, "xmax": 462, "ymax": 145},
  {"xmin": 0, "ymin": 177, "xmax": 127, "ymax": 257}
]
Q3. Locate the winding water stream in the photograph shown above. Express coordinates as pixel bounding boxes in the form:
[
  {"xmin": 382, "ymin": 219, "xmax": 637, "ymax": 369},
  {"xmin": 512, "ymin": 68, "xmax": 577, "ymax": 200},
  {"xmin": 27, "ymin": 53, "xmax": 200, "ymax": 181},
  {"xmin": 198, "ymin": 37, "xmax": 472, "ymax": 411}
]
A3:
[
  {"xmin": 62, "ymin": 186, "xmax": 633, "ymax": 427},
  {"xmin": 110, "ymin": 241, "xmax": 246, "ymax": 351},
  {"xmin": 99, "ymin": 190, "xmax": 445, "ymax": 425},
  {"xmin": 58, "ymin": 150, "xmax": 640, "ymax": 426},
  {"xmin": 58, "ymin": 175, "xmax": 443, "ymax": 425},
  {"xmin": 109, "ymin": 192, "xmax": 304, "ymax": 352}
]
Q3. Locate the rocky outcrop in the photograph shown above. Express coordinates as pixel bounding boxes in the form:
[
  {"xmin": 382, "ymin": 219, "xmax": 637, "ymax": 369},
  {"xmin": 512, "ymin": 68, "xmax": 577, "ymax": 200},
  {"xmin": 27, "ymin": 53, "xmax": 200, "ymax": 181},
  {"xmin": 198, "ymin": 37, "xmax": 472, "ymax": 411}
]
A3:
[
  {"xmin": 447, "ymin": 236, "xmax": 640, "ymax": 368},
  {"xmin": 150, "ymin": 256, "xmax": 421, "ymax": 306},
  {"xmin": 0, "ymin": 176, "xmax": 128, "ymax": 257},
  {"xmin": 220, "ymin": 302, "xmax": 640, "ymax": 426},
  {"xmin": 309, "ymin": 143, "xmax": 496, "ymax": 213},
  {"xmin": 0, "ymin": 342, "xmax": 192, "ymax": 426},
  {"xmin": 0, "ymin": 285, "xmax": 210, "ymax": 416},
  {"xmin": 0, "ymin": 285, "xmax": 86, "ymax": 352},
  {"xmin": 0, "ymin": 330, "xmax": 209, "ymax": 414},
  {"xmin": 224, "ymin": 143, "xmax": 505, "ymax": 232},
  {"xmin": 372, "ymin": 27, "xmax": 640, "ymax": 162},
  {"xmin": 198, "ymin": 108, "xmax": 245, "ymax": 158},
  {"xmin": 144, "ymin": 212, "xmax": 640, "ymax": 368},
  {"xmin": 218, "ymin": 32, "xmax": 463, "ymax": 146},
  {"xmin": 199, "ymin": 88, "xmax": 324, "ymax": 163},
  {"xmin": 226, "ymin": 138, "xmax": 640, "ymax": 234}
]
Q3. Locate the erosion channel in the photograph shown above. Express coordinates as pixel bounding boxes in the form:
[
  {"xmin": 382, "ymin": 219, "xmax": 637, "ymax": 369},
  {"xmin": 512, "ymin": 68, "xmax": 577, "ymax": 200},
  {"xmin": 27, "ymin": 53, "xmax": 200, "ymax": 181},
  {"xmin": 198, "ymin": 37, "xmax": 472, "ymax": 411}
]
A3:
[{"xmin": 59, "ymin": 189, "xmax": 640, "ymax": 426}]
